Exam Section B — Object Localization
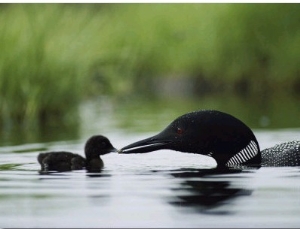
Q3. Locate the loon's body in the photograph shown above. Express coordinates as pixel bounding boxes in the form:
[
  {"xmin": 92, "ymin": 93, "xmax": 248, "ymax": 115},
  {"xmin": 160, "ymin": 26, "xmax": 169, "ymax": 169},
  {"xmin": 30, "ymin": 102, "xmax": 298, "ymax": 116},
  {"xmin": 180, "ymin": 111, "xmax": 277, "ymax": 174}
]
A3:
[
  {"xmin": 120, "ymin": 110, "xmax": 300, "ymax": 167},
  {"xmin": 38, "ymin": 135, "xmax": 117, "ymax": 172},
  {"xmin": 261, "ymin": 141, "xmax": 300, "ymax": 166}
]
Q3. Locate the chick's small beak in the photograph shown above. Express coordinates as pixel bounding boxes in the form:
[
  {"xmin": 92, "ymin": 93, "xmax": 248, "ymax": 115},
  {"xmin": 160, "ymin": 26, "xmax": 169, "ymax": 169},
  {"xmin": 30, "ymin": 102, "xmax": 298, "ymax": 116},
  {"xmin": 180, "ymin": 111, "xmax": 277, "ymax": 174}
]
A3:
[{"xmin": 111, "ymin": 147, "xmax": 118, "ymax": 153}]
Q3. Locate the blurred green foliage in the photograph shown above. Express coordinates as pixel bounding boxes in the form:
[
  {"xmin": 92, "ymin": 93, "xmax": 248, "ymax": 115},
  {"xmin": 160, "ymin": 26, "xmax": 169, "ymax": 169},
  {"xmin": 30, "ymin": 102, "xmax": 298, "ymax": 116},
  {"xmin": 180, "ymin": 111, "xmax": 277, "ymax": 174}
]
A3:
[
  {"xmin": 100, "ymin": 3, "xmax": 300, "ymax": 95},
  {"xmin": 0, "ymin": 3, "xmax": 299, "ymax": 130},
  {"xmin": 0, "ymin": 4, "xmax": 103, "ymax": 128},
  {"xmin": 113, "ymin": 93, "xmax": 300, "ymax": 133}
]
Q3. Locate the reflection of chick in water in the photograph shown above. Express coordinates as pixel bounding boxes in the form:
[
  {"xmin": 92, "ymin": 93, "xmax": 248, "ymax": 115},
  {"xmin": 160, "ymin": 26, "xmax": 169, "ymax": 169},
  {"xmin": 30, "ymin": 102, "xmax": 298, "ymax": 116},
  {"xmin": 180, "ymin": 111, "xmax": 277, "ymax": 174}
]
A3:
[
  {"xmin": 38, "ymin": 135, "xmax": 117, "ymax": 172},
  {"xmin": 167, "ymin": 168, "xmax": 255, "ymax": 213}
]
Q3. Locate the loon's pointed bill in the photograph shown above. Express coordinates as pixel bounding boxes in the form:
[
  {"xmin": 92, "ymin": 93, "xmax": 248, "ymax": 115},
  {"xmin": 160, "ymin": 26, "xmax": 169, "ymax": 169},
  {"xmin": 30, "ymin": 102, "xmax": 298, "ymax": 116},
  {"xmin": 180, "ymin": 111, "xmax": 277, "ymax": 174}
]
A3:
[{"xmin": 120, "ymin": 134, "xmax": 171, "ymax": 154}]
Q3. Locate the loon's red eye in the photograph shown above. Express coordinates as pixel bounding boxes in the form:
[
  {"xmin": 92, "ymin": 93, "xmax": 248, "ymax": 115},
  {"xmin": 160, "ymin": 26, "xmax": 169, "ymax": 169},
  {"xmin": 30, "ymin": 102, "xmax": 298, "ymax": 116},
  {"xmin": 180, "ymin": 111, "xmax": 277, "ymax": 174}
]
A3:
[{"xmin": 177, "ymin": 127, "xmax": 183, "ymax": 134}]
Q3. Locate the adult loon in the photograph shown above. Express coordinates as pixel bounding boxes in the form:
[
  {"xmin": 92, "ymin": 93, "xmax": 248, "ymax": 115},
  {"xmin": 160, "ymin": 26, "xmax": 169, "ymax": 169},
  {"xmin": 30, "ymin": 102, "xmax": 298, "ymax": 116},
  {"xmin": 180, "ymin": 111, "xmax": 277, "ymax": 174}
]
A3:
[
  {"xmin": 120, "ymin": 110, "xmax": 300, "ymax": 167},
  {"xmin": 38, "ymin": 135, "xmax": 117, "ymax": 172}
]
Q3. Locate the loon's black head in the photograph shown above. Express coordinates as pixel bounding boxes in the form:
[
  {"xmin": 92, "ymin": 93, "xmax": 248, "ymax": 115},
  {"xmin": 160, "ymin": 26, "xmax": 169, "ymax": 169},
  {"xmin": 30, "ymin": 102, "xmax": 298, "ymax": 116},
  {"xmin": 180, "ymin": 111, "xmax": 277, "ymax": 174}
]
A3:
[
  {"xmin": 84, "ymin": 135, "xmax": 117, "ymax": 160},
  {"xmin": 120, "ymin": 110, "xmax": 261, "ymax": 167}
]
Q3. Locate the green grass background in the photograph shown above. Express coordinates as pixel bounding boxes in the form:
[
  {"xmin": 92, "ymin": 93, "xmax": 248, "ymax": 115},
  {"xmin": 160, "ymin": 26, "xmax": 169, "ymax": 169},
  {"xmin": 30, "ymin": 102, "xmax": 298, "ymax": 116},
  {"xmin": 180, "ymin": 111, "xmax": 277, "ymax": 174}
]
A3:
[{"xmin": 0, "ymin": 3, "xmax": 299, "ymax": 131}]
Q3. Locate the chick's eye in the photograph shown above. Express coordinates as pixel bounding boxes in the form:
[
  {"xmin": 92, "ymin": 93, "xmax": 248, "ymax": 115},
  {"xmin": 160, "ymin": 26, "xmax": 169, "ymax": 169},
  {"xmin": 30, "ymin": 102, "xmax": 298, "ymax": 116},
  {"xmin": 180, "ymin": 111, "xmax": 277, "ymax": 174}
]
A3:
[{"xmin": 176, "ymin": 127, "xmax": 183, "ymax": 134}]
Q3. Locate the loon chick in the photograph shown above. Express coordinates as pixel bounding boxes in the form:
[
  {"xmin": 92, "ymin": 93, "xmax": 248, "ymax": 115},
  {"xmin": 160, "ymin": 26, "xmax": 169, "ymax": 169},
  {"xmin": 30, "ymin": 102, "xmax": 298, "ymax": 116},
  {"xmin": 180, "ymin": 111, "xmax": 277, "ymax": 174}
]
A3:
[
  {"xmin": 120, "ymin": 110, "xmax": 300, "ymax": 167},
  {"xmin": 38, "ymin": 135, "xmax": 117, "ymax": 172}
]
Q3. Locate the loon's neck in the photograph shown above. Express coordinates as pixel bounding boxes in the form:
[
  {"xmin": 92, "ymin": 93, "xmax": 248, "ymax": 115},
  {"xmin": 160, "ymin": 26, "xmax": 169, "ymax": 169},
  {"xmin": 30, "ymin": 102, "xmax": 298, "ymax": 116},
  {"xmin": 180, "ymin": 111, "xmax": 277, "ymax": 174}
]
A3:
[
  {"xmin": 229, "ymin": 140, "xmax": 261, "ymax": 166},
  {"xmin": 212, "ymin": 139, "xmax": 262, "ymax": 167}
]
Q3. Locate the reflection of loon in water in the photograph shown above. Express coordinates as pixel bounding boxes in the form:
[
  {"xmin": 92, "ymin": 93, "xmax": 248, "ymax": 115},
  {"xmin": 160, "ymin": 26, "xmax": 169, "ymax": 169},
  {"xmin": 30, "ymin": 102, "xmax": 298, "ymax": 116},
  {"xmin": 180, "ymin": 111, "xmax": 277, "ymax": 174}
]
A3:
[
  {"xmin": 161, "ymin": 168, "xmax": 255, "ymax": 213},
  {"xmin": 121, "ymin": 110, "xmax": 300, "ymax": 168}
]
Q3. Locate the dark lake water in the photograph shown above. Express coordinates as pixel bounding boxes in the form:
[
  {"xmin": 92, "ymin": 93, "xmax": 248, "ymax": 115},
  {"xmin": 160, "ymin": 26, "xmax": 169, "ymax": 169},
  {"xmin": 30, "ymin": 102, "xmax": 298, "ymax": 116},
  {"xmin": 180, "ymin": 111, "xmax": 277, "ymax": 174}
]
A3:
[{"xmin": 1, "ymin": 98, "xmax": 300, "ymax": 227}]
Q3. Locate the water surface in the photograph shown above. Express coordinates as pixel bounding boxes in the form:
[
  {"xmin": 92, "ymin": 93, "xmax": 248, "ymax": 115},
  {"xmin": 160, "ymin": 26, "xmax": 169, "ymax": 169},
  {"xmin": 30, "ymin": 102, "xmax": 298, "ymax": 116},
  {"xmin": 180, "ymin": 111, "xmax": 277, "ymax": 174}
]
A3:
[
  {"xmin": 1, "ymin": 129, "xmax": 300, "ymax": 228},
  {"xmin": 1, "ymin": 98, "xmax": 300, "ymax": 227}
]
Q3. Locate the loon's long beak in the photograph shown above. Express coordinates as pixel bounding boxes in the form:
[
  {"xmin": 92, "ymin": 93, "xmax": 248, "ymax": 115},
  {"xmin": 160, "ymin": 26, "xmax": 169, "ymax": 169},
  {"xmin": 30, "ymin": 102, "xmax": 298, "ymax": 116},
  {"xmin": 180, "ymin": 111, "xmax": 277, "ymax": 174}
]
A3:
[{"xmin": 119, "ymin": 134, "xmax": 171, "ymax": 154}]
